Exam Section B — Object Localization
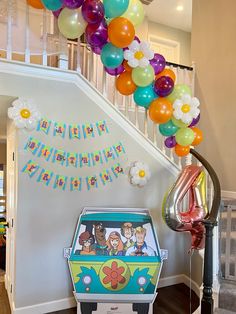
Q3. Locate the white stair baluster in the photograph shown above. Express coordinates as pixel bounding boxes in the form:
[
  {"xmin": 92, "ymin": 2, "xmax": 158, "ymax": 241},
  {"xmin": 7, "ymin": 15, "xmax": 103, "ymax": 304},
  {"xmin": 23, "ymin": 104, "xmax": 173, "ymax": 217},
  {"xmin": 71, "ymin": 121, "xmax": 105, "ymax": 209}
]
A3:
[
  {"xmin": 102, "ymin": 69, "xmax": 107, "ymax": 97},
  {"xmin": 144, "ymin": 109, "xmax": 148, "ymax": 137},
  {"xmin": 76, "ymin": 38, "xmax": 81, "ymax": 73},
  {"xmin": 153, "ymin": 123, "xmax": 157, "ymax": 146},
  {"xmin": 7, "ymin": 0, "xmax": 13, "ymax": 60},
  {"xmin": 42, "ymin": 9, "xmax": 48, "ymax": 66},
  {"xmin": 25, "ymin": 2, "xmax": 30, "ymax": 63},
  {"xmin": 134, "ymin": 105, "xmax": 139, "ymax": 129}
]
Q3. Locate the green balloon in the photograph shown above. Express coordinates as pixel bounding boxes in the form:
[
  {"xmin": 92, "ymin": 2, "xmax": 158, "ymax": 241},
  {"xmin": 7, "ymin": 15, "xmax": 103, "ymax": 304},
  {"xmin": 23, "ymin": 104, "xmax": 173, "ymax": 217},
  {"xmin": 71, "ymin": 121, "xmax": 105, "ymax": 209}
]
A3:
[
  {"xmin": 176, "ymin": 127, "xmax": 195, "ymax": 146},
  {"xmin": 172, "ymin": 117, "xmax": 188, "ymax": 128},
  {"xmin": 104, "ymin": 0, "xmax": 129, "ymax": 18},
  {"xmin": 58, "ymin": 8, "xmax": 86, "ymax": 40},
  {"xmin": 101, "ymin": 43, "xmax": 124, "ymax": 69},
  {"xmin": 159, "ymin": 120, "xmax": 179, "ymax": 137},
  {"xmin": 132, "ymin": 65, "xmax": 155, "ymax": 87},
  {"xmin": 167, "ymin": 84, "xmax": 192, "ymax": 103}
]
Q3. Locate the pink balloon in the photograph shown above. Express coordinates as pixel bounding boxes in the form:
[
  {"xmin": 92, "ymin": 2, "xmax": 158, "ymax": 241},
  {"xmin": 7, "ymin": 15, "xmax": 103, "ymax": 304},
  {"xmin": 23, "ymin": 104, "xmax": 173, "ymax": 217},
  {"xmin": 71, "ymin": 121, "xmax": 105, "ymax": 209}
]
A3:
[{"xmin": 163, "ymin": 165, "xmax": 209, "ymax": 250}]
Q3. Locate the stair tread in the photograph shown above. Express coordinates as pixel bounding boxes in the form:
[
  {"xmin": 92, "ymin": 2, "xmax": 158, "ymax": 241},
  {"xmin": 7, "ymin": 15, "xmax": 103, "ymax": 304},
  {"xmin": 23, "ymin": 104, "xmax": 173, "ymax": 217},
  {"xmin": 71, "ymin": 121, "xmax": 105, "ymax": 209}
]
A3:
[{"xmin": 215, "ymin": 309, "xmax": 236, "ymax": 314}]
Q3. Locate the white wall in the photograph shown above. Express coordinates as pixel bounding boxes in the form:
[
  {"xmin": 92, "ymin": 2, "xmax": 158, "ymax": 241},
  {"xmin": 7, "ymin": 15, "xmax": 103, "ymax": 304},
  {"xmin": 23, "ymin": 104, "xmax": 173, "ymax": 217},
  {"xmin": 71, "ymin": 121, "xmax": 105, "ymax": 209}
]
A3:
[
  {"xmin": 0, "ymin": 65, "xmax": 190, "ymax": 309},
  {"xmin": 136, "ymin": 19, "xmax": 192, "ymax": 66}
]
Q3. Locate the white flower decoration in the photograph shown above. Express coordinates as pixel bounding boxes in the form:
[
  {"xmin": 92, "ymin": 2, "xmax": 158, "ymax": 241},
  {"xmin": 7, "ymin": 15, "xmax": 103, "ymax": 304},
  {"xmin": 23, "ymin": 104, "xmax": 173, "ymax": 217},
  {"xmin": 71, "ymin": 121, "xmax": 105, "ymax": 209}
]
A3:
[
  {"xmin": 129, "ymin": 161, "xmax": 151, "ymax": 187},
  {"xmin": 124, "ymin": 40, "xmax": 154, "ymax": 68},
  {"xmin": 8, "ymin": 99, "xmax": 41, "ymax": 130},
  {"xmin": 173, "ymin": 94, "xmax": 200, "ymax": 124}
]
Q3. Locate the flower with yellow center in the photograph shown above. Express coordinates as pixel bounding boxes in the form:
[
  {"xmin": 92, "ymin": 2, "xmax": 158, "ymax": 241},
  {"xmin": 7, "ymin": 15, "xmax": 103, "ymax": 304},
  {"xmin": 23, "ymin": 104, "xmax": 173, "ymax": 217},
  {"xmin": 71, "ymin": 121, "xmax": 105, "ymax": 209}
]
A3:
[
  {"xmin": 124, "ymin": 40, "xmax": 154, "ymax": 68},
  {"xmin": 130, "ymin": 162, "xmax": 151, "ymax": 187},
  {"xmin": 8, "ymin": 98, "xmax": 41, "ymax": 130},
  {"xmin": 173, "ymin": 94, "xmax": 200, "ymax": 125}
]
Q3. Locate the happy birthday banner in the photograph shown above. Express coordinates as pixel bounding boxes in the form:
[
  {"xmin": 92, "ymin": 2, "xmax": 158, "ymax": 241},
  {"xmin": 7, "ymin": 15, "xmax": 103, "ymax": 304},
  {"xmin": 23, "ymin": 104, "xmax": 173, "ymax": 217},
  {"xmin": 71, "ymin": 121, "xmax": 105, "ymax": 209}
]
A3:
[
  {"xmin": 22, "ymin": 160, "xmax": 124, "ymax": 192},
  {"xmin": 37, "ymin": 118, "xmax": 109, "ymax": 139},
  {"xmin": 25, "ymin": 137, "xmax": 126, "ymax": 168}
]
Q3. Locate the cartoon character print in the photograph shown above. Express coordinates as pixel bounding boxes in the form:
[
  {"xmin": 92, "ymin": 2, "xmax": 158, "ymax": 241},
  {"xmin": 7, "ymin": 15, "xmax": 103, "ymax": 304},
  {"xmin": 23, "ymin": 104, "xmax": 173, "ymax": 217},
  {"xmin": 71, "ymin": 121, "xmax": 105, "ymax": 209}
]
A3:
[{"xmin": 106, "ymin": 231, "xmax": 124, "ymax": 256}]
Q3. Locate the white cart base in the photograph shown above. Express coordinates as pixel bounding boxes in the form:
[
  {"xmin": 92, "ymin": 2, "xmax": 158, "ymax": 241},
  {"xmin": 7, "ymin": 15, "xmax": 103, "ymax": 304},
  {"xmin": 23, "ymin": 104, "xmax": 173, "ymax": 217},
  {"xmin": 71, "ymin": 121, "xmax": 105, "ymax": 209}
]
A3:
[{"xmin": 76, "ymin": 302, "xmax": 153, "ymax": 314}]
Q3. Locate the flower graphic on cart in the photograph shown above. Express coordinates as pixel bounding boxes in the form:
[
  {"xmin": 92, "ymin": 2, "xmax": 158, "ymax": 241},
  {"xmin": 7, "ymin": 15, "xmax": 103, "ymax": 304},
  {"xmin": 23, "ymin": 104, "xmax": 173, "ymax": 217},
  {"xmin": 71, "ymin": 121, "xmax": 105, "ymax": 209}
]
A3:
[{"xmin": 100, "ymin": 260, "xmax": 130, "ymax": 291}]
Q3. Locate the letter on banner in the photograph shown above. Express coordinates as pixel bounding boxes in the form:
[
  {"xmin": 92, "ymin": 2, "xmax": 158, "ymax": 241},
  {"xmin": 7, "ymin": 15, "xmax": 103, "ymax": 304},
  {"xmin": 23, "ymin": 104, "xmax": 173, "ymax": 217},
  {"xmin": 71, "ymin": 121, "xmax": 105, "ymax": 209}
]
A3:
[
  {"xmin": 111, "ymin": 163, "xmax": 124, "ymax": 178},
  {"xmin": 96, "ymin": 120, "xmax": 109, "ymax": 136},
  {"xmin": 103, "ymin": 147, "xmax": 115, "ymax": 162},
  {"xmin": 100, "ymin": 169, "xmax": 112, "ymax": 185},
  {"xmin": 66, "ymin": 152, "xmax": 78, "ymax": 167},
  {"xmin": 24, "ymin": 137, "xmax": 41, "ymax": 155},
  {"xmin": 37, "ymin": 118, "xmax": 51, "ymax": 134},
  {"xmin": 53, "ymin": 175, "xmax": 68, "ymax": 191},
  {"xmin": 91, "ymin": 150, "xmax": 103, "ymax": 166},
  {"xmin": 52, "ymin": 149, "xmax": 67, "ymax": 166},
  {"xmin": 69, "ymin": 124, "xmax": 81, "ymax": 139},
  {"xmin": 86, "ymin": 176, "xmax": 98, "ymax": 190},
  {"xmin": 53, "ymin": 122, "xmax": 66, "ymax": 138},
  {"xmin": 22, "ymin": 160, "xmax": 40, "ymax": 177},
  {"xmin": 37, "ymin": 169, "xmax": 54, "ymax": 186},
  {"xmin": 83, "ymin": 123, "xmax": 95, "ymax": 139},
  {"xmin": 113, "ymin": 142, "xmax": 126, "ymax": 157},
  {"xmin": 80, "ymin": 153, "xmax": 91, "ymax": 167},
  {"xmin": 70, "ymin": 177, "xmax": 82, "ymax": 191},
  {"xmin": 38, "ymin": 144, "xmax": 54, "ymax": 161}
]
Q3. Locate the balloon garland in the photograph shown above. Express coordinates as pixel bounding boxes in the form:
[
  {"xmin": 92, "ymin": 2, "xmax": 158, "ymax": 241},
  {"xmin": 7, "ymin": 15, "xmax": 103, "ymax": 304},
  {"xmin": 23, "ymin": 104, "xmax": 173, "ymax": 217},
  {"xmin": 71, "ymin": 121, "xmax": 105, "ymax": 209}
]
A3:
[{"xmin": 28, "ymin": 0, "xmax": 203, "ymax": 157}]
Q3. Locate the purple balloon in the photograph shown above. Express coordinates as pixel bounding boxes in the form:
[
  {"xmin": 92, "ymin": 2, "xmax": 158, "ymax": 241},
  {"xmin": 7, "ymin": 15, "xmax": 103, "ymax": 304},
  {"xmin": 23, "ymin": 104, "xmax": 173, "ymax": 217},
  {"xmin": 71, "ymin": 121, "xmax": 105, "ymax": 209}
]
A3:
[
  {"xmin": 154, "ymin": 76, "xmax": 174, "ymax": 97},
  {"xmin": 150, "ymin": 53, "xmax": 166, "ymax": 75},
  {"xmin": 165, "ymin": 136, "xmax": 177, "ymax": 149},
  {"xmin": 90, "ymin": 44, "xmax": 102, "ymax": 55},
  {"xmin": 105, "ymin": 64, "xmax": 124, "ymax": 76},
  {"xmin": 82, "ymin": 0, "xmax": 104, "ymax": 24},
  {"xmin": 63, "ymin": 0, "xmax": 84, "ymax": 9},
  {"xmin": 189, "ymin": 113, "xmax": 200, "ymax": 127},
  {"xmin": 53, "ymin": 5, "xmax": 65, "ymax": 18},
  {"xmin": 85, "ymin": 19, "xmax": 108, "ymax": 48}
]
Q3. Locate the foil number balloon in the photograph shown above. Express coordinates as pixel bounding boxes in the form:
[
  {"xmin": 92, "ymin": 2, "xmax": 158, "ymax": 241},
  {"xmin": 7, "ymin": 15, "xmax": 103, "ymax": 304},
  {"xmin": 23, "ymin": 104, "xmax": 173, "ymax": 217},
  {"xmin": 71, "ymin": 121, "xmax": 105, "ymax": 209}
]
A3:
[{"xmin": 162, "ymin": 165, "xmax": 208, "ymax": 251}]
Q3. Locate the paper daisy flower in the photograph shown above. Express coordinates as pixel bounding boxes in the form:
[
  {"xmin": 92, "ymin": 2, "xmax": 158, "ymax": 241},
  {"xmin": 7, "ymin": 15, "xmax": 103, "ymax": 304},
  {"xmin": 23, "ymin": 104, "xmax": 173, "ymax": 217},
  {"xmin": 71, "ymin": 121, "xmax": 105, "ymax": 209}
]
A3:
[
  {"xmin": 129, "ymin": 161, "xmax": 151, "ymax": 187},
  {"xmin": 173, "ymin": 94, "xmax": 200, "ymax": 125},
  {"xmin": 8, "ymin": 99, "xmax": 41, "ymax": 130},
  {"xmin": 124, "ymin": 40, "xmax": 154, "ymax": 68}
]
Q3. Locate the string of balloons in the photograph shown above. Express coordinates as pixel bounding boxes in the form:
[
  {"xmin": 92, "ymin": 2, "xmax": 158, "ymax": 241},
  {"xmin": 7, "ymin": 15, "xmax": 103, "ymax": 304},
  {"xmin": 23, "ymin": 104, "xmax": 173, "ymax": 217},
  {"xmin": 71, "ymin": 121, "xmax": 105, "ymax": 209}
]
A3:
[{"xmin": 27, "ymin": 0, "xmax": 203, "ymax": 157}]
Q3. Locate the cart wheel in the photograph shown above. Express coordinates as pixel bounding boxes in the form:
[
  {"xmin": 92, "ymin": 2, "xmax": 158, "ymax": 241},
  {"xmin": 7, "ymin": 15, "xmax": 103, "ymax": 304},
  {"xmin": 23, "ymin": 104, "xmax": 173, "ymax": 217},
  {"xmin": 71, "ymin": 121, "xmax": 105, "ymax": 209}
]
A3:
[
  {"xmin": 133, "ymin": 303, "xmax": 149, "ymax": 314},
  {"xmin": 80, "ymin": 302, "xmax": 97, "ymax": 314}
]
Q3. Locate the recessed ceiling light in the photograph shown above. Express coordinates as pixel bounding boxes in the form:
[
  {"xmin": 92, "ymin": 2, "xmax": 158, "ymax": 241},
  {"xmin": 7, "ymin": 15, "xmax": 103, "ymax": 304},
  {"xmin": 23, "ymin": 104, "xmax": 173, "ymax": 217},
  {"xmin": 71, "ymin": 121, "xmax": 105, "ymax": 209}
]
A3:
[{"xmin": 176, "ymin": 5, "xmax": 184, "ymax": 11}]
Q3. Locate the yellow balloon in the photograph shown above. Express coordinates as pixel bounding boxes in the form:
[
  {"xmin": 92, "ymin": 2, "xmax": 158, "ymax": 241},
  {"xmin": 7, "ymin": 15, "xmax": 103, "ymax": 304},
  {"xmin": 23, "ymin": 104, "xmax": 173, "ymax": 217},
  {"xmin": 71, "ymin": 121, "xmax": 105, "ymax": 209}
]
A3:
[
  {"xmin": 58, "ymin": 8, "xmax": 86, "ymax": 40},
  {"xmin": 122, "ymin": 0, "xmax": 144, "ymax": 27}
]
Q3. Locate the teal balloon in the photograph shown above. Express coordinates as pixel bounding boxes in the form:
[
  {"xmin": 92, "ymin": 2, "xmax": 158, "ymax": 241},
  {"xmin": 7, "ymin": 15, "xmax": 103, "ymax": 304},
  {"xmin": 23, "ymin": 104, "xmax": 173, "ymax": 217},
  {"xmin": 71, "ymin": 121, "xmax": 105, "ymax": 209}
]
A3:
[
  {"xmin": 159, "ymin": 120, "xmax": 179, "ymax": 137},
  {"xmin": 42, "ymin": 0, "xmax": 63, "ymax": 10},
  {"xmin": 134, "ymin": 85, "xmax": 157, "ymax": 108},
  {"xmin": 104, "ymin": 0, "xmax": 129, "ymax": 18},
  {"xmin": 176, "ymin": 127, "xmax": 195, "ymax": 146},
  {"xmin": 101, "ymin": 43, "xmax": 124, "ymax": 69}
]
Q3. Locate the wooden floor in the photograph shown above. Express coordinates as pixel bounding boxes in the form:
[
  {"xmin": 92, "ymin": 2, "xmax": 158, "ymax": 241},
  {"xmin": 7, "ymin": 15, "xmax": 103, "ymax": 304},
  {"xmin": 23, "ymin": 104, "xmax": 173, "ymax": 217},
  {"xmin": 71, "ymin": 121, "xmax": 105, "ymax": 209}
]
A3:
[
  {"xmin": 0, "ymin": 281, "xmax": 199, "ymax": 314},
  {"xmin": 0, "ymin": 282, "xmax": 11, "ymax": 314}
]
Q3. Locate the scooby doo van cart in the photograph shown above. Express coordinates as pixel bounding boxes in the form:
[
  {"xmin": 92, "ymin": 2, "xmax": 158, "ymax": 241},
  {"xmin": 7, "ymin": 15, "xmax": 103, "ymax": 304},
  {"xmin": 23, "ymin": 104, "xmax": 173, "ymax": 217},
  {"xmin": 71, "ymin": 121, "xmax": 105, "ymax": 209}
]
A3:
[{"xmin": 66, "ymin": 207, "xmax": 165, "ymax": 314}]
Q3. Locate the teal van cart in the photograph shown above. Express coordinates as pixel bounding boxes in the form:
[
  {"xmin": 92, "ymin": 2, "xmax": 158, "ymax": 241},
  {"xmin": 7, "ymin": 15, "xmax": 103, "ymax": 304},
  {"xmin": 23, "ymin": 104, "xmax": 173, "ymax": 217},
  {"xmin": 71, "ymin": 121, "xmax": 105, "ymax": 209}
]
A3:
[{"xmin": 66, "ymin": 208, "xmax": 166, "ymax": 314}]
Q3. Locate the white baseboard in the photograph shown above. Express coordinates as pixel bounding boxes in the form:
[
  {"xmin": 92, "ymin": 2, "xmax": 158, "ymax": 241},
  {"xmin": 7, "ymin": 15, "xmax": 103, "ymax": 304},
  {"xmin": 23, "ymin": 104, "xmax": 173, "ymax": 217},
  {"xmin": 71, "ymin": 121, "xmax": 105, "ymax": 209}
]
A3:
[
  {"xmin": 12, "ymin": 275, "xmax": 200, "ymax": 314},
  {"xmin": 12, "ymin": 297, "xmax": 76, "ymax": 314},
  {"xmin": 221, "ymin": 190, "xmax": 236, "ymax": 199},
  {"xmin": 159, "ymin": 274, "xmax": 200, "ymax": 297}
]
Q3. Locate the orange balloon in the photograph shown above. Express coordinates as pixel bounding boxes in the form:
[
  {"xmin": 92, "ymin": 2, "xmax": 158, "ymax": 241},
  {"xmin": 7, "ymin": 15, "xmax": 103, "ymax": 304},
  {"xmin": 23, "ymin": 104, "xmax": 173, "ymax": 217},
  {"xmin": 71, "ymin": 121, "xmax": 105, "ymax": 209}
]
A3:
[
  {"xmin": 116, "ymin": 71, "xmax": 137, "ymax": 95},
  {"xmin": 27, "ymin": 0, "xmax": 44, "ymax": 9},
  {"xmin": 156, "ymin": 69, "xmax": 176, "ymax": 82},
  {"xmin": 192, "ymin": 127, "xmax": 203, "ymax": 146},
  {"xmin": 108, "ymin": 17, "xmax": 135, "ymax": 48},
  {"xmin": 149, "ymin": 98, "xmax": 173, "ymax": 124},
  {"xmin": 123, "ymin": 60, "xmax": 132, "ymax": 72},
  {"xmin": 175, "ymin": 144, "xmax": 190, "ymax": 157}
]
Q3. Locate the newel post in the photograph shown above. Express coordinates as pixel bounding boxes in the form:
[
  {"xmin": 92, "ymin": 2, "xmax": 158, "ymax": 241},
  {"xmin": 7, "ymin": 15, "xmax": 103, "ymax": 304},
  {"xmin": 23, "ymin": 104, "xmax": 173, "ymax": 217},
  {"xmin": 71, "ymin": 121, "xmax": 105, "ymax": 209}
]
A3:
[{"xmin": 201, "ymin": 221, "xmax": 215, "ymax": 314}]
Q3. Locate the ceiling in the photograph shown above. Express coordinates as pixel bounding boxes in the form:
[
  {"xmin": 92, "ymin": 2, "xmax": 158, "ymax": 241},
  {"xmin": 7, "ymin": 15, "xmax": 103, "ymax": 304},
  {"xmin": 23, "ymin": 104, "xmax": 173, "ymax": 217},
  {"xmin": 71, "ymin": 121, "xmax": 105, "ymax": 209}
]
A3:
[
  {"xmin": 0, "ymin": 96, "xmax": 15, "ymax": 140},
  {"xmin": 145, "ymin": 0, "xmax": 192, "ymax": 32}
]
